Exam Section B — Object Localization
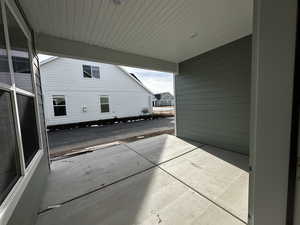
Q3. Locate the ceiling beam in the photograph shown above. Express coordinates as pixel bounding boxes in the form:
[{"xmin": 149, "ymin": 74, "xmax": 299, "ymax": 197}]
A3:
[{"xmin": 36, "ymin": 33, "xmax": 178, "ymax": 73}]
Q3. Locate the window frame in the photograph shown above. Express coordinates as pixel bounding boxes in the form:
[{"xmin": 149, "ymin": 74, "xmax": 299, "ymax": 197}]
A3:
[
  {"xmin": 82, "ymin": 64, "xmax": 100, "ymax": 79},
  {"xmin": 4, "ymin": 1, "xmax": 43, "ymax": 167},
  {"xmin": 52, "ymin": 95, "xmax": 67, "ymax": 117},
  {"xmin": 0, "ymin": 90, "xmax": 21, "ymax": 204},
  {"xmin": 100, "ymin": 95, "xmax": 110, "ymax": 113},
  {"xmin": 0, "ymin": 1, "xmax": 44, "ymax": 224}
]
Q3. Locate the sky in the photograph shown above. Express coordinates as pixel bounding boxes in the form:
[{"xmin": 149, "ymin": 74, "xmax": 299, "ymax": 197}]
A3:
[{"xmin": 38, "ymin": 54, "xmax": 174, "ymax": 95}]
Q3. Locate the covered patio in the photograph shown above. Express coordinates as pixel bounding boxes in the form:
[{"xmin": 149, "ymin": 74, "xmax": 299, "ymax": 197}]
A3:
[
  {"xmin": 0, "ymin": 1, "xmax": 297, "ymax": 225},
  {"xmin": 36, "ymin": 134, "xmax": 248, "ymax": 225}
]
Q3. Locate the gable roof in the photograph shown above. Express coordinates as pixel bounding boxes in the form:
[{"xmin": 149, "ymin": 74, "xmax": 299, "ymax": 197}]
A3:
[
  {"xmin": 117, "ymin": 67, "xmax": 153, "ymax": 95},
  {"xmin": 40, "ymin": 57, "xmax": 153, "ymax": 95}
]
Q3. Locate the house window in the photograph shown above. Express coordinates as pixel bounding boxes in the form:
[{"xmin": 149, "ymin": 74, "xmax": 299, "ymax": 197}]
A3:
[
  {"xmin": 92, "ymin": 66, "xmax": 100, "ymax": 78},
  {"xmin": 0, "ymin": 13, "xmax": 19, "ymax": 202},
  {"xmin": 83, "ymin": 65, "xmax": 92, "ymax": 78},
  {"xmin": 0, "ymin": 1, "xmax": 43, "ymax": 209},
  {"xmin": 7, "ymin": 6, "xmax": 33, "ymax": 93},
  {"xmin": 17, "ymin": 94, "xmax": 39, "ymax": 166},
  {"xmin": 0, "ymin": 90, "xmax": 20, "ymax": 204},
  {"xmin": 53, "ymin": 96, "xmax": 67, "ymax": 116},
  {"xmin": 100, "ymin": 96, "xmax": 109, "ymax": 113},
  {"xmin": 6, "ymin": 6, "xmax": 40, "ymax": 167},
  {"xmin": 83, "ymin": 65, "xmax": 100, "ymax": 79}
]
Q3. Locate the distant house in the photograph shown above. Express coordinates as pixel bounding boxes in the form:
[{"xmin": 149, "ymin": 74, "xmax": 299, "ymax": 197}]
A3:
[
  {"xmin": 153, "ymin": 92, "xmax": 175, "ymax": 107},
  {"xmin": 40, "ymin": 57, "xmax": 153, "ymax": 127}
]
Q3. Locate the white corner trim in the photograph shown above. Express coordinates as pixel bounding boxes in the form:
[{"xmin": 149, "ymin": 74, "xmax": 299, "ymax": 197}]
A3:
[
  {"xmin": 0, "ymin": 150, "xmax": 44, "ymax": 225},
  {"xmin": 173, "ymin": 75, "xmax": 177, "ymax": 136}
]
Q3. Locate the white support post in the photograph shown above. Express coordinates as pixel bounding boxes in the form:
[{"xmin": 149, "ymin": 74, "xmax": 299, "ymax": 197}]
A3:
[{"xmin": 249, "ymin": 0, "xmax": 298, "ymax": 224}]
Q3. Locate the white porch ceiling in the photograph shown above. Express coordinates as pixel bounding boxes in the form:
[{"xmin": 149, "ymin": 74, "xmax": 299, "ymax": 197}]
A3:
[{"xmin": 21, "ymin": 0, "xmax": 253, "ymax": 63}]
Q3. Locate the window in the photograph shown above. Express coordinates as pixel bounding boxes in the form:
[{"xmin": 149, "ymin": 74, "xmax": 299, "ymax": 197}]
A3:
[
  {"xmin": 6, "ymin": 7, "xmax": 33, "ymax": 93},
  {"xmin": 83, "ymin": 65, "xmax": 91, "ymax": 78},
  {"xmin": 0, "ymin": 1, "xmax": 42, "ymax": 208},
  {"xmin": 0, "ymin": 6, "xmax": 21, "ymax": 205},
  {"xmin": 83, "ymin": 65, "xmax": 100, "ymax": 79},
  {"xmin": 100, "ymin": 96, "xmax": 109, "ymax": 113},
  {"xmin": 0, "ymin": 5, "xmax": 10, "ymax": 85},
  {"xmin": 91, "ymin": 66, "xmax": 100, "ymax": 78},
  {"xmin": 53, "ymin": 96, "xmax": 66, "ymax": 116},
  {"xmin": 17, "ymin": 94, "xmax": 39, "ymax": 166},
  {"xmin": 0, "ymin": 91, "xmax": 20, "ymax": 204},
  {"xmin": 6, "ymin": 5, "xmax": 40, "ymax": 167}
]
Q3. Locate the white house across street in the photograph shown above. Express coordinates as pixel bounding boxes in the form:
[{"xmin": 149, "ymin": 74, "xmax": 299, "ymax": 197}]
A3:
[{"xmin": 40, "ymin": 57, "xmax": 154, "ymax": 127}]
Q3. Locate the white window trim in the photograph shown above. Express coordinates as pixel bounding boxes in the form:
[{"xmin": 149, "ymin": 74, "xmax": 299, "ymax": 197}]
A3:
[
  {"xmin": 83, "ymin": 64, "xmax": 100, "ymax": 79},
  {"xmin": 15, "ymin": 87, "xmax": 35, "ymax": 97},
  {"xmin": 52, "ymin": 95, "xmax": 67, "ymax": 117}
]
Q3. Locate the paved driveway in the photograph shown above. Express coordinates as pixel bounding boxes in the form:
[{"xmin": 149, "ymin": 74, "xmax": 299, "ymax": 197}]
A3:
[{"xmin": 48, "ymin": 117, "xmax": 174, "ymax": 156}]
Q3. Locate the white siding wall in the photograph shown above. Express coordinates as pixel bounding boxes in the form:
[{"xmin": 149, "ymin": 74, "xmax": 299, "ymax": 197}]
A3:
[{"xmin": 40, "ymin": 58, "xmax": 152, "ymax": 126}]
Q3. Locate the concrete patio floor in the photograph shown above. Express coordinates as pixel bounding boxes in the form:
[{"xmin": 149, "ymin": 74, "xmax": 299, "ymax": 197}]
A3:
[{"xmin": 36, "ymin": 134, "xmax": 249, "ymax": 225}]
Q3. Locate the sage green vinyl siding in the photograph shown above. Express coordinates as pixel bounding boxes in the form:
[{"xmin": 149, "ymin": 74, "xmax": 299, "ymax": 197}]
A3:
[{"xmin": 175, "ymin": 36, "xmax": 251, "ymax": 155}]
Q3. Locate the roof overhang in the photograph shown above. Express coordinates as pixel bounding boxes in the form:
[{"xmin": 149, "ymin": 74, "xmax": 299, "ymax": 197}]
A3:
[{"xmin": 36, "ymin": 33, "xmax": 178, "ymax": 73}]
